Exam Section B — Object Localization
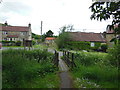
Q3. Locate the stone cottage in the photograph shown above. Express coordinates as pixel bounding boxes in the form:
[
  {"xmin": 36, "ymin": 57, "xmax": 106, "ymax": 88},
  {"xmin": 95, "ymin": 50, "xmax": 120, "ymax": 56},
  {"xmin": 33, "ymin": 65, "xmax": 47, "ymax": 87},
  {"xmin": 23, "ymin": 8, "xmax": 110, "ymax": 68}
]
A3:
[{"xmin": 0, "ymin": 22, "xmax": 32, "ymax": 42}]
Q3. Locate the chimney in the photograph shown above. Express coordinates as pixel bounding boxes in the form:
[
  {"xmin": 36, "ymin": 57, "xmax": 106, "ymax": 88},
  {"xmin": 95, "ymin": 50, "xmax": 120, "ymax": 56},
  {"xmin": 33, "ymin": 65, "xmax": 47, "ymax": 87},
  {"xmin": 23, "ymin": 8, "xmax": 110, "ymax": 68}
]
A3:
[
  {"xmin": 28, "ymin": 23, "xmax": 31, "ymax": 28},
  {"xmin": 28, "ymin": 23, "xmax": 32, "ymax": 40},
  {"xmin": 4, "ymin": 21, "xmax": 8, "ymax": 26},
  {"xmin": 102, "ymin": 31, "xmax": 106, "ymax": 38}
]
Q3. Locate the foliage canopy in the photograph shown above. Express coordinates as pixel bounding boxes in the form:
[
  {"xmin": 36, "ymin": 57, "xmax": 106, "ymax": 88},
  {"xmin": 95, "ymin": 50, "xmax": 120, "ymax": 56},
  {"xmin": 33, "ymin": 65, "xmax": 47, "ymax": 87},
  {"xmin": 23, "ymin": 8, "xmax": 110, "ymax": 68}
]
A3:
[{"xmin": 90, "ymin": 1, "xmax": 120, "ymax": 33}]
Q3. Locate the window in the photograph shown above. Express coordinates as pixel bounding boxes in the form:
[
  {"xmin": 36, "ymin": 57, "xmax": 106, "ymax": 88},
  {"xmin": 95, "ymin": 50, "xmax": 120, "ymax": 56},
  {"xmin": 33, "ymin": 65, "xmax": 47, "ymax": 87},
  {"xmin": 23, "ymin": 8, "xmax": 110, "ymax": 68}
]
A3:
[
  {"xmin": 91, "ymin": 42, "xmax": 95, "ymax": 47},
  {"xmin": 3, "ymin": 31, "xmax": 8, "ymax": 35},
  {"xmin": 20, "ymin": 32, "xmax": 27, "ymax": 35},
  {"xmin": 3, "ymin": 38, "xmax": 7, "ymax": 41}
]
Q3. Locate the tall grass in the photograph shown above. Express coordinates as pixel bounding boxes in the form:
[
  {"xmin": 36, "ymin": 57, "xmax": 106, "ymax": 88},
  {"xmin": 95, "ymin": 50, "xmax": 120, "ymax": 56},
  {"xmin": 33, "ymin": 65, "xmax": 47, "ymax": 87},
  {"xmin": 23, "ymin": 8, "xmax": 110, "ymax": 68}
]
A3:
[
  {"xmin": 71, "ymin": 52, "xmax": 119, "ymax": 88},
  {"xmin": 2, "ymin": 49, "xmax": 59, "ymax": 88}
]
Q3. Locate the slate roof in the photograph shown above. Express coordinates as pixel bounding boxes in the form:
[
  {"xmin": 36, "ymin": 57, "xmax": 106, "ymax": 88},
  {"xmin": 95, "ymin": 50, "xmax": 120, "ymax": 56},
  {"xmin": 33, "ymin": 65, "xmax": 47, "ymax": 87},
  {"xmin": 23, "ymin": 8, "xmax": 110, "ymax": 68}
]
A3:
[
  {"xmin": 69, "ymin": 32, "xmax": 106, "ymax": 42},
  {"xmin": 0, "ymin": 25, "xmax": 29, "ymax": 32}
]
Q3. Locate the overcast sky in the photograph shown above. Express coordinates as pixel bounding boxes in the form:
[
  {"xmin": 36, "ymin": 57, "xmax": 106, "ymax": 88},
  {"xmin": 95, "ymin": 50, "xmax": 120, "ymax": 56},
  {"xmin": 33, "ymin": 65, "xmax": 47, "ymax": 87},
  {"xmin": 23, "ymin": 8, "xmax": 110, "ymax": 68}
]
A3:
[{"xmin": 0, "ymin": 0, "xmax": 112, "ymax": 35}]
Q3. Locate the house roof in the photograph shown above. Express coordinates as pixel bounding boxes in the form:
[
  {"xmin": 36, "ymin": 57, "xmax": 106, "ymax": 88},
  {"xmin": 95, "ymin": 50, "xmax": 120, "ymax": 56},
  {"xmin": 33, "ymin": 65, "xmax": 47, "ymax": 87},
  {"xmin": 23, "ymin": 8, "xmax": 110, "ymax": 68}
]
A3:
[
  {"xmin": 45, "ymin": 37, "xmax": 56, "ymax": 40},
  {"xmin": 69, "ymin": 32, "xmax": 106, "ymax": 42},
  {"xmin": 0, "ymin": 25, "xmax": 29, "ymax": 32}
]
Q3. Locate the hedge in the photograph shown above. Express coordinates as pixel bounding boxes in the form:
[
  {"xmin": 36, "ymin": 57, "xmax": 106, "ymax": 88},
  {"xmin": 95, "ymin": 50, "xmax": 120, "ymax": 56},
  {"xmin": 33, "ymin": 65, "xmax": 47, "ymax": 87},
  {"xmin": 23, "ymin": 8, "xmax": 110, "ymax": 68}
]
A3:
[{"xmin": 65, "ymin": 41, "xmax": 101, "ymax": 50}]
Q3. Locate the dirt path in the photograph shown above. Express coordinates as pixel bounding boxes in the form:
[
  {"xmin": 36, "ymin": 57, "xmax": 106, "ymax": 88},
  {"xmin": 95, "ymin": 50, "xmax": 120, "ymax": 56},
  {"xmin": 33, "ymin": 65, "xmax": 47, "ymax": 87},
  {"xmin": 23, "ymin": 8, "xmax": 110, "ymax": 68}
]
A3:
[{"xmin": 58, "ymin": 51, "xmax": 73, "ymax": 88}]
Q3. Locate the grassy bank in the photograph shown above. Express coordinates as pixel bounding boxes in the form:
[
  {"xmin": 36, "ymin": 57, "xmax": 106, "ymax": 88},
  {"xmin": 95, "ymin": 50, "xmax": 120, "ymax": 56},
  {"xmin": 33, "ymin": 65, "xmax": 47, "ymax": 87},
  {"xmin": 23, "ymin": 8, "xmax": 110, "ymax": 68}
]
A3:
[
  {"xmin": 71, "ymin": 51, "xmax": 119, "ymax": 88},
  {"xmin": 2, "ymin": 49, "xmax": 60, "ymax": 88}
]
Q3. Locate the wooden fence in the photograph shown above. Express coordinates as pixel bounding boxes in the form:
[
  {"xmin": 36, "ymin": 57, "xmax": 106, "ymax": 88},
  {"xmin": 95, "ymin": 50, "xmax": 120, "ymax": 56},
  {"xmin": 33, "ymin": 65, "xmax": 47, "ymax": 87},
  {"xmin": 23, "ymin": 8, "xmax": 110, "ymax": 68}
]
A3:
[
  {"xmin": 63, "ymin": 50, "xmax": 76, "ymax": 68},
  {"xmin": 53, "ymin": 50, "xmax": 59, "ymax": 67}
]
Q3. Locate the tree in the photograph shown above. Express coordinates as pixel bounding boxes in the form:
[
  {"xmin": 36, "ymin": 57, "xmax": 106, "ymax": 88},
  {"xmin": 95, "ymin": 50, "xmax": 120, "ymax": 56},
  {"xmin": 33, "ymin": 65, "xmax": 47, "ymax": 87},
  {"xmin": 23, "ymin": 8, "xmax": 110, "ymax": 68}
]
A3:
[
  {"xmin": 46, "ymin": 30, "xmax": 54, "ymax": 37},
  {"xmin": 32, "ymin": 33, "xmax": 40, "ymax": 39},
  {"xmin": 41, "ymin": 30, "xmax": 54, "ymax": 42},
  {"xmin": 89, "ymin": 1, "xmax": 120, "ymax": 34},
  {"xmin": 55, "ymin": 25, "xmax": 74, "ymax": 49},
  {"xmin": 41, "ymin": 33, "xmax": 46, "ymax": 42}
]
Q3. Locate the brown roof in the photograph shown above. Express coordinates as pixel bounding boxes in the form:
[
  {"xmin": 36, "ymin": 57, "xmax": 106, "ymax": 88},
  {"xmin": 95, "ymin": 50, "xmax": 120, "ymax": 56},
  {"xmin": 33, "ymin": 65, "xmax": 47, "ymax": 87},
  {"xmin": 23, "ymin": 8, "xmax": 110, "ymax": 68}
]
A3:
[
  {"xmin": 69, "ymin": 32, "xmax": 106, "ymax": 42},
  {"xmin": 0, "ymin": 25, "xmax": 29, "ymax": 32}
]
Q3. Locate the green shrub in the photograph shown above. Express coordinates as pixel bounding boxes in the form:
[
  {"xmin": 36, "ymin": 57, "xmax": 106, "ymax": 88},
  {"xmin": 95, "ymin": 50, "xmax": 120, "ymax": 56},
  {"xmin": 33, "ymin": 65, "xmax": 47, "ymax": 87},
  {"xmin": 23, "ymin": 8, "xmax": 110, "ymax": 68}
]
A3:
[
  {"xmin": 2, "ymin": 41, "xmax": 15, "ymax": 46},
  {"xmin": 32, "ymin": 40, "xmax": 36, "ymax": 45},
  {"xmin": 108, "ymin": 44, "xmax": 120, "ymax": 67},
  {"xmin": 101, "ymin": 44, "xmax": 108, "ymax": 52},
  {"xmin": 2, "ymin": 49, "xmax": 58, "ymax": 88},
  {"xmin": 15, "ymin": 41, "xmax": 21, "ymax": 46},
  {"xmin": 66, "ymin": 41, "xmax": 90, "ymax": 50}
]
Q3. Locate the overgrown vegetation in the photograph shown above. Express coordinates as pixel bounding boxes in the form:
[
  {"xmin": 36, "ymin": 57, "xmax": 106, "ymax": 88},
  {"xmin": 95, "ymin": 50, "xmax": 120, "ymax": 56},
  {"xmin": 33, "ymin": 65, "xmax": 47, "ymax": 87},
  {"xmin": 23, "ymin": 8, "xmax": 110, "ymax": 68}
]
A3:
[
  {"xmin": 2, "ymin": 49, "xmax": 59, "ymax": 88},
  {"xmin": 55, "ymin": 25, "xmax": 74, "ymax": 49},
  {"xmin": 32, "ymin": 33, "xmax": 40, "ymax": 39},
  {"xmin": 108, "ymin": 44, "xmax": 120, "ymax": 67},
  {"xmin": 71, "ymin": 51, "xmax": 119, "ymax": 88}
]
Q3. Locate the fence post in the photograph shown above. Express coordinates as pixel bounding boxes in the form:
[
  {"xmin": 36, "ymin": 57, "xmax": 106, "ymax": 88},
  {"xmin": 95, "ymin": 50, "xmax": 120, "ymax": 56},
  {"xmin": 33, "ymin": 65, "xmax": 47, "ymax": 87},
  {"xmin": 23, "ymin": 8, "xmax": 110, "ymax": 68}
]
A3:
[
  {"xmin": 71, "ymin": 53, "xmax": 76, "ymax": 68},
  {"xmin": 55, "ymin": 50, "xmax": 57, "ymax": 64},
  {"xmin": 63, "ymin": 50, "xmax": 65, "ymax": 60},
  {"xmin": 56, "ymin": 52, "xmax": 59, "ymax": 67},
  {"xmin": 67, "ymin": 52, "xmax": 70, "ymax": 66},
  {"xmin": 54, "ymin": 50, "xmax": 59, "ymax": 67},
  {"xmin": 65, "ymin": 51, "xmax": 66, "ymax": 61},
  {"xmin": 71, "ymin": 53, "xmax": 74, "ymax": 68}
]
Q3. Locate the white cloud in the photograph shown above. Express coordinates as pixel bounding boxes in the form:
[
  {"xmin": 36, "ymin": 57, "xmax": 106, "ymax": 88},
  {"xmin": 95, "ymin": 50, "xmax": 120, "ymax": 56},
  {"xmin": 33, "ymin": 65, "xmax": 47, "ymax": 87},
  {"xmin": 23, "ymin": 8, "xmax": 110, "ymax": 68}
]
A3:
[{"xmin": 0, "ymin": 0, "xmax": 113, "ymax": 35}]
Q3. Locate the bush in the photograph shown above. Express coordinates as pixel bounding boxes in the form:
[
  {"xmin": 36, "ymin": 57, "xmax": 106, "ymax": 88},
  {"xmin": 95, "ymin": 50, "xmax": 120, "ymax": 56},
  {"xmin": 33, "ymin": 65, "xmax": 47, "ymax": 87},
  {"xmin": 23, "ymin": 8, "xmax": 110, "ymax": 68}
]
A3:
[
  {"xmin": 2, "ymin": 41, "xmax": 15, "ymax": 46},
  {"xmin": 66, "ymin": 41, "xmax": 90, "ymax": 50},
  {"xmin": 15, "ymin": 41, "xmax": 21, "ymax": 46},
  {"xmin": 32, "ymin": 40, "xmax": 36, "ymax": 45},
  {"xmin": 101, "ymin": 44, "xmax": 108, "ymax": 52},
  {"xmin": 108, "ymin": 44, "xmax": 120, "ymax": 67}
]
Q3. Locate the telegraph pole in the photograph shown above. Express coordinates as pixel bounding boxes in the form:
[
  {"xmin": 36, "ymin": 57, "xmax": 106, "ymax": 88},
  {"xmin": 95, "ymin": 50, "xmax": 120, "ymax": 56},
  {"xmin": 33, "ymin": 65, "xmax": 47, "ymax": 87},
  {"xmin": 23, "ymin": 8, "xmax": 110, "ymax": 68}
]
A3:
[
  {"xmin": 41, "ymin": 21, "xmax": 43, "ymax": 36},
  {"xmin": 40, "ymin": 21, "xmax": 43, "ymax": 41}
]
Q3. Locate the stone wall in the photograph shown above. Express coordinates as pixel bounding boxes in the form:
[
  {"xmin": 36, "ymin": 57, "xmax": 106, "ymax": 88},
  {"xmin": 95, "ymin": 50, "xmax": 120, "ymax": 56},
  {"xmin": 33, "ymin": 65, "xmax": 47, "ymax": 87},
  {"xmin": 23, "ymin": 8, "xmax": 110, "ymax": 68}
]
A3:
[{"xmin": 106, "ymin": 34, "xmax": 115, "ymax": 47}]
